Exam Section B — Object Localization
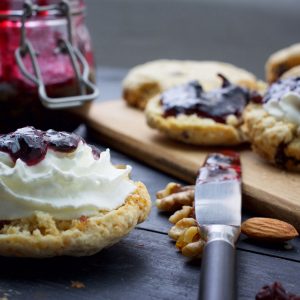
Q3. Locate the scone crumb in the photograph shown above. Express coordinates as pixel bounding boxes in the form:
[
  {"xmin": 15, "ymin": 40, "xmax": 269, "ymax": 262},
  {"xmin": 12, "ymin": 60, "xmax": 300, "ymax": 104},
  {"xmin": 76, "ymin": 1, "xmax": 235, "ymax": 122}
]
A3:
[{"xmin": 70, "ymin": 281, "xmax": 85, "ymax": 289}]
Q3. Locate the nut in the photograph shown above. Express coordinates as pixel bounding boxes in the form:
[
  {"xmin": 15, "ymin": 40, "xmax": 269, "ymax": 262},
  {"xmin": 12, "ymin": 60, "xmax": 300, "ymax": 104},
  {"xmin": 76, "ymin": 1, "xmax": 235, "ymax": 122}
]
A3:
[
  {"xmin": 176, "ymin": 226, "xmax": 200, "ymax": 250},
  {"xmin": 156, "ymin": 182, "xmax": 183, "ymax": 199},
  {"xmin": 169, "ymin": 205, "xmax": 194, "ymax": 224},
  {"xmin": 168, "ymin": 217, "xmax": 197, "ymax": 241},
  {"xmin": 156, "ymin": 187, "xmax": 194, "ymax": 212},
  {"xmin": 241, "ymin": 217, "xmax": 299, "ymax": 242},
  {"xmin": 175, "ymin": 226, "xmax": 204, "ymax": 258},
  {"xmin": 181, "ymin": 240, "xmax": 205, "ymax": 258}
]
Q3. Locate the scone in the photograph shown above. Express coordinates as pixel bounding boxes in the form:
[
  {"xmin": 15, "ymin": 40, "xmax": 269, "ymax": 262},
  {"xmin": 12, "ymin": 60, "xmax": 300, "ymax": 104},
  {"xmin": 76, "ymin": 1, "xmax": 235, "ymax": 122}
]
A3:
[
  {"xmin": 123, "ymin": 60, "xmax": 258, "ymax": 110},
  {"xmin": 266, "ymin": 43, "xmax": 300, "ymax": 83},
  {"xmin": 243, "ymin": 77, "xmax": 300, "ymax": 170},
  {"xmin": 281, "ymin": 65, "xmax": 300, "ymax": 80},
  {"xmin": 146, "ymin": 74, "xmax": 262, "ymax": 146},
  {"xmin": 0, "ymin": 127, "xmax": 151, "ymax": 257}
]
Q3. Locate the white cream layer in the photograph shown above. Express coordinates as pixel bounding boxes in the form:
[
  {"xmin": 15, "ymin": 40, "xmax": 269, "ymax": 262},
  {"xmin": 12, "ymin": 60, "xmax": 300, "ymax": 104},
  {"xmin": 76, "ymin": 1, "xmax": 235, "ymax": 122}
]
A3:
[
  {"xmin": 0, "ymin": 142, "xmax": 136, "ymax": 220},
  {"xmin": 264, "ymin": 91, "xmax": 300, "ymax": 127}
]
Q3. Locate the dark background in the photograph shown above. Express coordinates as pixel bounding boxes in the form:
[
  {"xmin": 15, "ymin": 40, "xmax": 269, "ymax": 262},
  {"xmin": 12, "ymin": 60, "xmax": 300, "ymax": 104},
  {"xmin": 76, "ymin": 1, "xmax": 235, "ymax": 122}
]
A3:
[{"xmin": 85, "ymin": 0, "xmax": 300, "ymax": 80}]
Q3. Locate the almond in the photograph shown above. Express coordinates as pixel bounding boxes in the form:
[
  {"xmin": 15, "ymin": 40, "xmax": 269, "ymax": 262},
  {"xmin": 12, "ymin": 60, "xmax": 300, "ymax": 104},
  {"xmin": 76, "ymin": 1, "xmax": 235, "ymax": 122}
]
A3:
[{"xmin": 241, "ymin": 217, "xmax": 299, "ymax": 242}]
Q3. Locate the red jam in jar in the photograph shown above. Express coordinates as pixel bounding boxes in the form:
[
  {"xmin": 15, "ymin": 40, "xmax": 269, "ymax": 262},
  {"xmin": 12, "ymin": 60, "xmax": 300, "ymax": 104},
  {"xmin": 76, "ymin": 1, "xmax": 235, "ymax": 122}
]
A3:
[{"xmin": 0, "ymin": 0, "xmax": 98, "ymax": 132}]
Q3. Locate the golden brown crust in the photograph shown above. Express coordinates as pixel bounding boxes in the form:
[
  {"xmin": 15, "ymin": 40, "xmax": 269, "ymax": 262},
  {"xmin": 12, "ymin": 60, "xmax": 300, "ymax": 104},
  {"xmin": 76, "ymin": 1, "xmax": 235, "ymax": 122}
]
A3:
[
  {"xmin": 266, "ymin": 43, "xmax": 300, "ymax": 83},
  {"xmin": 242, "ymin": 104, "xmax": 300, "ymax": 170},
  {"xmin": 145, "ymin": 96, "xmax": 247, "ymax": 145},
  {"xmin": 123, "ymin": 60, "xmax": 258, "ymax": 110},
  {"xmin": 281, "ymin": 65, "xmax": 300, "ymax": 80},
  {"xmin": 0, "ymin": 182, "xmax": 151, "ymax": 258}
]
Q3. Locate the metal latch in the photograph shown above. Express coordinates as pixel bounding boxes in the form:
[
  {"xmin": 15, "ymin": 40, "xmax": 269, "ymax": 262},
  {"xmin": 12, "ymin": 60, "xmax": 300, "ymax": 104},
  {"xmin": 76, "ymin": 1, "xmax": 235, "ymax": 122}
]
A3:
[{"xmin": 15, "ymin": 0, "xmax": 99, "ymax": 109}]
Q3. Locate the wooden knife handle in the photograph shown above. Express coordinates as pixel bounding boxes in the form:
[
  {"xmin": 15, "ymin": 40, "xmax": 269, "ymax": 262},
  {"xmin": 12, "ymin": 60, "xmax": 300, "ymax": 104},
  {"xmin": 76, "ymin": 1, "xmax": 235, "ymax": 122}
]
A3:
[{"xmin": 198, "ymin": 240, "xmax": 236, "ymax": 300}]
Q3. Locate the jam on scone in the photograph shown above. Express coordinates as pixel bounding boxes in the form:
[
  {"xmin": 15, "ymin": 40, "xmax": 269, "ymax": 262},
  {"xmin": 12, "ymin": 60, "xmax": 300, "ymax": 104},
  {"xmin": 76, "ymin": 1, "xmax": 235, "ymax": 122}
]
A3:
[
  {"xmin": 160, "ymin": 74, "xmax": 261, "ymax": 123},
  {"xmin": 0, "ymin": 126, "xmax": 93, "ymax": 166}
]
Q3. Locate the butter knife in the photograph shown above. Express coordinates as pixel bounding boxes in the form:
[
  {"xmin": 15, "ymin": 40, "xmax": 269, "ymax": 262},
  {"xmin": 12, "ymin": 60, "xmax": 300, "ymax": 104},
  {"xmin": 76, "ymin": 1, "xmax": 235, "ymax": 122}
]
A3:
[{"xmin": 195, "ymin": 152, "xmax": 242, "ymax": 300}]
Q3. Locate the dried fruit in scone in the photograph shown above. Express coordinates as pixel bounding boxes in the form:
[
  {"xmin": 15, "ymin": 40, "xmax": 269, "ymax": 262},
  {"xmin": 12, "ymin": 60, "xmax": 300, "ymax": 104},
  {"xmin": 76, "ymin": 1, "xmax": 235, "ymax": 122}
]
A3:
[
  {"xmin": 243, "ymin": 77, "xmax": 300, "ymax": 171},
  {"xmin": 146, "ymin": 74, "xmax": 262, "ymax": 146},
  {"xmin": 265, "ymin": 43, "xmax": 300, "ymax": 83},
  {"xmin": 123, "ymin": 60, "xmax": 259, "ymax": 110},
  {"xmin": 0, "ymin": 127, "xmax": 151, "ymax": 257}
]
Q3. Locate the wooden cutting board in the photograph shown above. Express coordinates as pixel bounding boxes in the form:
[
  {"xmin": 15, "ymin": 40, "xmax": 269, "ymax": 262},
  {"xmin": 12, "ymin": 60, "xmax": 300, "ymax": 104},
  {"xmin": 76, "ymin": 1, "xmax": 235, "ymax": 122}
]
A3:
[{"xmin": 74, "ymin": 100, "xmax": 300, "ymax": 230}]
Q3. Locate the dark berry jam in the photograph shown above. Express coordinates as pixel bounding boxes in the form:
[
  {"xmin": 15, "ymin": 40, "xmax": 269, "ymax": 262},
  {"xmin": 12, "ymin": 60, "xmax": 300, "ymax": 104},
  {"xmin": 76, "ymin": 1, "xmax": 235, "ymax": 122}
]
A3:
[
  {"xmin": 256, "ymin": 282, "xmax": 300, "ymax": 300},
  {"xmin": 0, "ymin": 126, "xmax": 100, "ymax": 166},
  {"xmin": 263, "ymin": 77, "xmax": 300, "ymax": 104},
  {"xmin": 90, "ymin": 145, "xmax": 101, "ymax": 160},
  {"xmin": 161, "ymin": 74, "xmax": 261, "ymax": 123},
  {"xmin": 197, "ymin": 151, "xmax": 241, "ymax": 184}
]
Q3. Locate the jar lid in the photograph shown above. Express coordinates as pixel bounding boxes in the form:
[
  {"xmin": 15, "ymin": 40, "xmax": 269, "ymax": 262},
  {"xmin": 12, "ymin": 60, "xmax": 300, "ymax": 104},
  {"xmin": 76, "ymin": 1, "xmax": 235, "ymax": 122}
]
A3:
[{"xmin": 0, "ymin": 0, "xmax": 85, "ymax": 19}]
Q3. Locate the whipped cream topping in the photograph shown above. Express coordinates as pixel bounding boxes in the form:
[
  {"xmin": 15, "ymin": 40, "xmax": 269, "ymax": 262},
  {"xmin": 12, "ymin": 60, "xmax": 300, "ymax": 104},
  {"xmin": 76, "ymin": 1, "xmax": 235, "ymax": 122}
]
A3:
[
  {"xmin": 0, "ymin": 142, "xmax": 136, "ymax": 220},
  {"xmin": 263, "ymin": 78, "xmax": 300, "ymax": 127}
]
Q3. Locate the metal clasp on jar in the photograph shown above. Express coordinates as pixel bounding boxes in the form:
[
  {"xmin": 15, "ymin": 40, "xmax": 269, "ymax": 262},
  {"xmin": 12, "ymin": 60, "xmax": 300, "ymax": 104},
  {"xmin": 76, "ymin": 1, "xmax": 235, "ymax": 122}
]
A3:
[{"xmin": 15, "ymin": 0, "xmax": 99, "ymax": 109}]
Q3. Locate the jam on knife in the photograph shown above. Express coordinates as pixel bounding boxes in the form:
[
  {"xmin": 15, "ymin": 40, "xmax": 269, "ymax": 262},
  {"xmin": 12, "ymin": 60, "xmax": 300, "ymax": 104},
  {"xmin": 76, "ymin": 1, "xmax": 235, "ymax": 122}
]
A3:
[
  {"xmin": 197, "ymin": 151, "xmax": 241, "ymax": 184},
  {"xmin": 0, "ymin": 126, "xmax": 101, "ymax": 166},
  {"xmin": 160, "ymin": 74, "xmax": 262, "ymax": 123}
]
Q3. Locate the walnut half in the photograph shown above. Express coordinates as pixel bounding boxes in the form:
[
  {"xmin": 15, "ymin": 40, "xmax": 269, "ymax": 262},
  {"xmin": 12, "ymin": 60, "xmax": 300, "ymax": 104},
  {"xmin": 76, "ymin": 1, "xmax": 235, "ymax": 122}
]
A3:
[
  {"xmin": 156, "ymin": 183, "xmax": 194, "ymax": 212},
  {"xmin": 157, "ymin": 182, "xmax": 205, "ymax": 259}
]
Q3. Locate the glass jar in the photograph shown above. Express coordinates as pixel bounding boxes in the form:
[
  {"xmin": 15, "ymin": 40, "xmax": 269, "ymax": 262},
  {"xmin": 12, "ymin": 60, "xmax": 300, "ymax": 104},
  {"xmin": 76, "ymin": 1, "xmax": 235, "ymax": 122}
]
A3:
[{"xmin": 0, "ymin": 0, "xmax": 98, "ymax": 132}]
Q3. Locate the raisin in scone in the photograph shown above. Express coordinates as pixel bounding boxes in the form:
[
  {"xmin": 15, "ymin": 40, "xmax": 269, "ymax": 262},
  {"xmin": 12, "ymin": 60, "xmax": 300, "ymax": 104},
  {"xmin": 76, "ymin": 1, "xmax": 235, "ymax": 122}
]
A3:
[
  {"xmin": 266, "ymin": 43, "xmax": 300, "ymax": 83},
  {"xmin": 243, "ymin": 77, "xmax": 300, "ymax": 170},
  {"xmin": 145, "ymin": 74, "xmax": 262, "ymax": 146},
  {"xmin": 123, "ymin": 60, "xmax": 258, "ymax": 110},
  {"xmin": 0, "ymin": 127, "xmax": 151, "ymax": 257}
]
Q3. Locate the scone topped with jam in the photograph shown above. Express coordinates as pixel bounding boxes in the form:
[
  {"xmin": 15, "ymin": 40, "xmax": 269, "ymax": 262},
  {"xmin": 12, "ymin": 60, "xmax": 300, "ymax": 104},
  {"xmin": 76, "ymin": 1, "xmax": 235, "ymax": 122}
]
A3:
[
  {"xmin": 0, "ymin": 127, "xmax": 151, "ymax": 257},
  {"xmin": 243, "ymin": 77, "xmax": 300, "ymax": 170},
  {"xmin": 123, "ymin": 60, "xmax": 259, "ymax": 110},
  {"xmin": 146, "ymin": 74, "xmax": 261, "ymax": 145}
]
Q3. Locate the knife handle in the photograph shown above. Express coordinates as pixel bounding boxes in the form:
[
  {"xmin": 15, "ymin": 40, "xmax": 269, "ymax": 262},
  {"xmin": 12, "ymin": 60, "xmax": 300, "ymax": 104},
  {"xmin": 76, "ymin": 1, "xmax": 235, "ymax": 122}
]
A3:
[{"xmin": 198, "ymin": 240, "xmax": 236, "ymax": 300}]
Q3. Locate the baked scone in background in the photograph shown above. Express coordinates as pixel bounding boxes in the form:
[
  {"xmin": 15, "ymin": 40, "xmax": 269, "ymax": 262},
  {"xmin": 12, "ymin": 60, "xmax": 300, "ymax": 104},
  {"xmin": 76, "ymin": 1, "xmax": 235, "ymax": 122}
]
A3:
[
  {"xmin": 123, "ymin": 60, "xmax": 259, "ymax": 110},
  {"xmin": 145, "ymin": 75, "xmax": 261, "ymax": 146},
  {"xmin": 243, "ymin": 78, "xmax": 300, "ymax": 171},
  {"xmin": 266, "ymin": 43, "xmax": 300, "ymax": 83}
]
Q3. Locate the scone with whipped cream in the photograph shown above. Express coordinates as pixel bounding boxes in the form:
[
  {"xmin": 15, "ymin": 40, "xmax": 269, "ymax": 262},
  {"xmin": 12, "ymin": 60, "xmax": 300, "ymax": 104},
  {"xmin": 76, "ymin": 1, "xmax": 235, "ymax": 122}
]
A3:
[
  {"xmin": 146, "ymin": 74, "xmax": 262, "ymax": 145},
  {"xmin": 0, "ymin": 127, "xmax": 151, "ymax": 257},
  {"xmin": 243, "ymin": 77, "xmax": 300, "ymax": 170},
  {"xmin": 123, "ymin": 60, "xmax": 259, "ymax": 110}
]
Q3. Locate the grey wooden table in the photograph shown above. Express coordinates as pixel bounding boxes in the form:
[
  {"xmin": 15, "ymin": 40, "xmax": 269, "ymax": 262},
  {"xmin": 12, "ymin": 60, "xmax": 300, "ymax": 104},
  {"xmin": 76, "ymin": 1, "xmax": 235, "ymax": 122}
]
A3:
[{"xmin": 1, "ymin": 67, "xmax": 299, "ymax": 300}]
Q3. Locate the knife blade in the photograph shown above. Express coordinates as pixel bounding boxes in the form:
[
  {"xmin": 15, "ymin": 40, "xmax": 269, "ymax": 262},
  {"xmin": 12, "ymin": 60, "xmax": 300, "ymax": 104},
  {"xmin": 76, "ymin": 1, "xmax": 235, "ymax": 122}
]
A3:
[{"xmin": 195, "ymin": 151, "xmax": 242, "ymax": 300}]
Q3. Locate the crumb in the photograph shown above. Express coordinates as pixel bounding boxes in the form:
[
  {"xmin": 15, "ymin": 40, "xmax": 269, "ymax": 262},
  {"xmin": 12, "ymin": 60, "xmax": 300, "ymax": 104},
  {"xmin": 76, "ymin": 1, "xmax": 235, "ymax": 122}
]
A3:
[
  {"xmin": 284, "ymin": 242, "xmax": 293, "ymax": 250},
  {"xmin": 70, "ymin": 281, "xmax": 85, "ymax": 289}
]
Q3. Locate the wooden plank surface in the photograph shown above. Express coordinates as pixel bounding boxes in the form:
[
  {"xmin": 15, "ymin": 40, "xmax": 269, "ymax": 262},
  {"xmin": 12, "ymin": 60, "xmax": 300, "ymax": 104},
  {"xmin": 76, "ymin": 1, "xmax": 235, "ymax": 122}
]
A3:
[
  {"xmin": 0, "ymin": 229, "xmax": 299, "ymax": 300},
  {"xmin": 74, "ymin": 100, "xmax": 300, "ymax": 231}
]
